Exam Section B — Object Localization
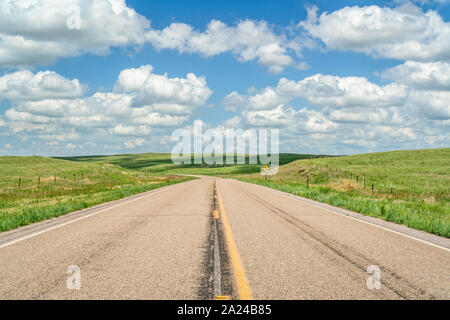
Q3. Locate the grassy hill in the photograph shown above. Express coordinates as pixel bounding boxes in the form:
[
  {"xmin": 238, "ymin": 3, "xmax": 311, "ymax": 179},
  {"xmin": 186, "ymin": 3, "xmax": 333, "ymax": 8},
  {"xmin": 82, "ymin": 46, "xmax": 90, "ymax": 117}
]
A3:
[
  {"xmin": 1, "ymin": 149, "xmax": 448, "ymax": 237},
  {"xmin": 0, "ymin": 156, "xmax": 191, "ymax": 232},
  {"xmin": 0, "ymin": 153, "xmax": 311, "ymax": 232},
  {"xmin": 57, "ymin": 153, "xmax": 318, "ymax": 175},
  {"xmin": 239, "ymin": 148, "xmax": 450, "ymax": 237}
]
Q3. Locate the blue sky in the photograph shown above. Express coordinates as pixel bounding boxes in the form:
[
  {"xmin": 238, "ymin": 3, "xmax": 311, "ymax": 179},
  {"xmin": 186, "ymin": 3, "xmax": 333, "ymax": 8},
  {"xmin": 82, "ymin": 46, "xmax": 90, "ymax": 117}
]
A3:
[{"xmin": 0, "ymin": 0, "xmax": 449, "ymax": 156}]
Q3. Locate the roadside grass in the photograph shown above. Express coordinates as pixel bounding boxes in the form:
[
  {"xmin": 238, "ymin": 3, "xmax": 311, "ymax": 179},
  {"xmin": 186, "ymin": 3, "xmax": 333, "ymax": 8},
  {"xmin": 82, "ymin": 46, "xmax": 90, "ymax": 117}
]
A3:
[
  {"xmin": 3, "ymin": 149, "xmax": 447, "ymax": 237},
  {"xmin": 0, "ymin": 156, "xmax": 192, "ymax": 232},
  {"xmin": 0, "ymin": 153, "xmax": 307, "ymax": 233},
  {"xmin": 237, "ymin": 149, "xmax": 450, "ymax": 238}
]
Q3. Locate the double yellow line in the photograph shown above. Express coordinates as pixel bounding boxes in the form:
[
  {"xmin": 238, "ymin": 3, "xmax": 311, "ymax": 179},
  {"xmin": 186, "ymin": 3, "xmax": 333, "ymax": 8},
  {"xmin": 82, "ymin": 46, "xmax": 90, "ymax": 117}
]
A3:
[{"xmin": 215, "ymin": 181, "xmax": 253, "ymax": 300}]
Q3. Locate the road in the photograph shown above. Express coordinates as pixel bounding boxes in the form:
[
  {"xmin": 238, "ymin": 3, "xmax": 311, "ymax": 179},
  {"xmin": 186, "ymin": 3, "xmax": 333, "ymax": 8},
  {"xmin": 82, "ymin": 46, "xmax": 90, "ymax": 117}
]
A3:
[{"xmin": 0, "ymin": 177, "xmax": 448, "ymax": 299}]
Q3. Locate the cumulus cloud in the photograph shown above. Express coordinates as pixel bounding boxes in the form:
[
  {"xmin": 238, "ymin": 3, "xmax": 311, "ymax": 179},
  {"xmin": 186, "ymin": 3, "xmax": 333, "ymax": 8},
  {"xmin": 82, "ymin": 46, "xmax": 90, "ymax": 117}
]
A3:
[
  {"xmin": 244, "ymin": 104, "xmax": 296, "ymax": 127},
  {"xmin": 123, "ymin": 138, "xmax": 145, "ymax": 149},
  {"xmin": 114, "ymin": 65, "xmax": 212, "ymax": 113},
  {"xmin": 224, "ymin": 74, "xmax": 407, "ymax": 112},
  {"xmin": 0, "ymin": 70, "xmax": 85, "ymax": 101},
  {"xmin": 221, "ymin": 70, "xmax": 450, "ymax": 154},
  {"xmin": 0, "ymin": 66, "xmax": 212, "ymax": 152},
  {"xmin": 279, "ymin": 75, "xmax": 407, "ymax": 109},
  {"xmin": 382, "ymin": 61, "xmax": 450, "ymax": 90},
  {"xmin": 408, "ymin": 90, "xmax": 450, "ymax": 119},
  {"xmin": 239, "ymin": 104, "xmax": 336, "ymax": 133},
  {"xmin": 0, "ymin": 0, "xmax": 151, "ymax": 67},
  {"xmin": 299, "ymin": 3, "xmax": 450, "ymax": 62},
  {"xmin": 0, "ymin": 1, "xmax": 304, "ymax": 73},
  {"xmin": 110, "ymin": 124, "xmax": 150, "ymax": 136},
  {"xmin": 147, "ymin": 19, "xmax": 303, "ymax": 73}
]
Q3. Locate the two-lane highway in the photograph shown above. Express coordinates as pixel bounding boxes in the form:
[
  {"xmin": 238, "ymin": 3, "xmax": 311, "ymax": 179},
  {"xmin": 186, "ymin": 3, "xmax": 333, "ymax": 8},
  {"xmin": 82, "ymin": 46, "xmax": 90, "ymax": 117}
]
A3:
[{"xmin": 0, "ymin": 177, "xmax": 448, "ymax": 299}]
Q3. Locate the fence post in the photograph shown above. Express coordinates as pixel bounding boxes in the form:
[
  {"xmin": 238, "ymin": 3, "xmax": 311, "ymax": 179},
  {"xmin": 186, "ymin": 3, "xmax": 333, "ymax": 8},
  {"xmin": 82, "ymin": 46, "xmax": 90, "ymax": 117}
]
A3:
[
  {"xmin": 38, "ymin": 176, "xmax": 40, "ymax": 189},
  {"xmin": 74, "ymin": 173, "xmax": 76, "ymax": 182},
  {"xmin": 18, "ymin": 178, "xmax": 21, "ymax": 190},
  {"xmin": 362, "ymin": 175, "xmax": 365, "ymax": 188},
  {"xmin": 372, "ymin": 184, "xmax": 374, "ymax": 192},
  {"xmin": 307, "ymin": 174, "xmax": 310, "ymax": 189}
]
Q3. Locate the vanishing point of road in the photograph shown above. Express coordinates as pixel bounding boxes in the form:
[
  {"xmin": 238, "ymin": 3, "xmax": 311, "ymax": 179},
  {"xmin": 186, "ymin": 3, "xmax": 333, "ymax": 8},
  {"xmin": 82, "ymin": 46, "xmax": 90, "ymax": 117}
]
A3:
[{"xmin": 0, "ymin": 177, "xmax": 449, "ymax": 299}]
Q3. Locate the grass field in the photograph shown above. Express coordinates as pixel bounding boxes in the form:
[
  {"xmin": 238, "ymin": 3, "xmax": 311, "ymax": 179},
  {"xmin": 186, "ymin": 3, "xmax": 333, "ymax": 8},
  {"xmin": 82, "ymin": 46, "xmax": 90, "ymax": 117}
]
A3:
[
  {"xmin": 1, "ymin": 149, "xmax": 448, "ymax": 237},
  {"xmin": 0, "ymin": 156, "xmax": 192, "ymax": 232},
  {"xmin": 0, "ymin": 153, "xmax": 309, "ymax": 232},
  {"xmin": 237, "ymin": 149, "xmax": 450, "ymax": 238},
  {"xmin": 57, "ymin": 153, "xmax": 318, "ymax": 175}
]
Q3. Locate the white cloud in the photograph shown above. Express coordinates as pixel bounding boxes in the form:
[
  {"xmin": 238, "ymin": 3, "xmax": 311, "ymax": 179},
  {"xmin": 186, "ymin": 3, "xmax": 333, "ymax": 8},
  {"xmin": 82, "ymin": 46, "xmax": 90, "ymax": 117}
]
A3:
[
  {"xmin": 247, "ymin": 105, "xmax": 338, "ymax": 135},
  {"xmin": 220, "ymin": 70, "xmax": 450, "ymax": 154},
  {"xmin": 0, "ymin": 70, "xmax": 85, "ymax": 101},
  {"xmin": 328, "ymin": 108, "xmax": 388, "ymax": 123},
  {"xmin": 408, "ymin": 90, "xmax": 450, "ymax": 119},
  {"xmin": 244, "ymin": 104, "xmax": 295, "ymax": 127},
  {"xmin": 224, "ymin": 74, "xmax": 407, "ymax": 112},
  {"xmin": 110, "ymin": 124, "xmax": 150, "ymax": 136},
  {"xmin": 0, "ymin": 0, "xmax": 151, "ymax": 67},
  {"xmin": 222, "ymin": 116, "xmax": 242, "ymax": 128},
  {"xmin": 233, "ymin": 104, "xmax": 338, "ymax": 133},
  {"xmin": 0, "ymin": 1, "xmax": 304, "ymax": 72},
  {"xmin": 382, "ymin": 61, "xmax": 450, "ymax": 90},
  {"xmin": 39, "ymin": 132, "xmax": 81, "ymax": 142},
  {"xmin": 0, "ymin": 66, "xmax": 212, "ymax": 151},
  {"xmin": 146, "ymin": 19, "xmax": 302, "ymax": 73},
  {"xmin": 300, "ymin": 4, "xmax": 450, "ymax": 62},
  {"xmin": 5, "ymin": 108, "xmax": 51, "ymax": 124},
  {"xmin": 123, "ymin": 138, "xmax": 145, "ymax": 149},
  {"xmin": 132, "ymin": 112, "xmax": 189, "ymax": 127},
  {"xmin": 114, "ymin": 65, "xmax": 212, "ymax": 112},
  {"xmin": 280, "ymin": 75, "xmax": 407, "ymax": 109},
  {"xmin": 65, "ymin": 143, "xmax": 82, "ymax": 150}
]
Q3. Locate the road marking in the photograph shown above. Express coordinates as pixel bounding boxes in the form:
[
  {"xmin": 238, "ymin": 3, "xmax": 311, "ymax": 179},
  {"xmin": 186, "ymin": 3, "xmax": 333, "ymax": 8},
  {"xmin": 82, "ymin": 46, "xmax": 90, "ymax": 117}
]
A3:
[
  {"xmin": 216, "ymin": 295, "xmax": 231, "ymax": 300},
  {"xmin": 0, "ymin": 183, "xmax": 179, "ymax": 250},
  {"xmin": 216, "ymin": 181, "xmax": 253, "ymax": 300},
  {"xmin": 243, "ymin": 181, "xmax": 450, "ymax": 253},
  {"xmin": 211, "ymin": 184, "xmax": 223, "ymax": 299}
]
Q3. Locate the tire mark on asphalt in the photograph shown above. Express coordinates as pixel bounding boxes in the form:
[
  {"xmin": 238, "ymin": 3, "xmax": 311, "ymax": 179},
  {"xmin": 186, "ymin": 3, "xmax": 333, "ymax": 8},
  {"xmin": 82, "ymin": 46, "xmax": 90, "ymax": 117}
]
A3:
[{"xmin": 240, "ymin": 186, "xmax": 432, "ymax": 300}]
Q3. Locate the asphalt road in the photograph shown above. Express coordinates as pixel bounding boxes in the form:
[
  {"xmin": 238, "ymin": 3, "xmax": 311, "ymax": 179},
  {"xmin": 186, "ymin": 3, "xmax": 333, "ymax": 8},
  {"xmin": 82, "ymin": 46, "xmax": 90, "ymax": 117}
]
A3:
[{"xmin": 0, "ymin": 177, "xmax": 448, "ymax": 299}]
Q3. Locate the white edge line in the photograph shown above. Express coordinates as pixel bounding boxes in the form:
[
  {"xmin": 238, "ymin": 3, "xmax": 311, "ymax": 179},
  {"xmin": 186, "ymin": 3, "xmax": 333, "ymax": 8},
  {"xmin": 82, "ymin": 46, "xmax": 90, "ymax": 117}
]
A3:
[
  {"xmin": 235, "ymin": 180, "xmax": 450, "ymax": 253},
  {"xmin": 0, "ymin": 183, "xmax": 177, "ymax": 250}
]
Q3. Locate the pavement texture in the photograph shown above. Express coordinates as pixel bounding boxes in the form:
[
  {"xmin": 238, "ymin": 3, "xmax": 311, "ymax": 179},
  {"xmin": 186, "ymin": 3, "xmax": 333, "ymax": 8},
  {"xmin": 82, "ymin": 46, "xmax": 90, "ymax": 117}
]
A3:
[{"xmin": 0, "ymin": 177, "xmax": 448, "ymax": 300}]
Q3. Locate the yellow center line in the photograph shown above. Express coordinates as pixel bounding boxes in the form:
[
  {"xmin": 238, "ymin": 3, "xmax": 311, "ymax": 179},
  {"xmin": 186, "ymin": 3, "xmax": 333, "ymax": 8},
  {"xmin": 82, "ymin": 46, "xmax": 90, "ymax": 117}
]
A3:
[{"xmin": 215, "ymin": 180, "xmax": 253, "ymax": 300}]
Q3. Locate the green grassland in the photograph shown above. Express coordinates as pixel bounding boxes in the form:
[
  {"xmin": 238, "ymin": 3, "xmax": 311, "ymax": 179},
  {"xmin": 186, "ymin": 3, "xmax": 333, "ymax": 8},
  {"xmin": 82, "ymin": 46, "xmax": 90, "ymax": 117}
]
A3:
[
  {"xmin": 57, "ymin": 153, "xmax": 317, "ymax": 175},
  {"xmin": 1, "ymin": 149, "xmax": 448, "ymax": 237},
  {"xmin": 237, "ymin": 149, "xmax": 450, "ymax": 238},
  {"xmin": 0, "ymin": 153, "xmax": 308, "ymax": 232},
  {"xmin": 0, "ymin": 156, "xmax": 192, "ymax": 232}
]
